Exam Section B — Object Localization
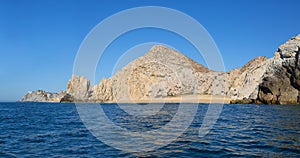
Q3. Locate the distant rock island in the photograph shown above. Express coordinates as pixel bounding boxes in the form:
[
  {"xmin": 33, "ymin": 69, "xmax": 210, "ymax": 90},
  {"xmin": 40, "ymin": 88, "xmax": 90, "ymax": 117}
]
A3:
[{"xmin": 21, "ymin": 34, "xmax": 300, "ymax": 104}]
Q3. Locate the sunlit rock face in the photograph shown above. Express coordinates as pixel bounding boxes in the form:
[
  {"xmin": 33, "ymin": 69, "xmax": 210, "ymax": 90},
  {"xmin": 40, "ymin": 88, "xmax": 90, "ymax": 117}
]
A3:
[
  {"xmin": 91, "ymin": 78, "xmax": 113, "ymax": 102},
  {"xmin": 227, "ymin": 56, "xmax": 271, "ymax": 101},
  {"xmin": 108, "ymin": 45, "xmax": 211, "ymax": 102},
  {"xmin": 20, "ymin": 90, "xmax": 66, "ymax": 102},
  {"xmin": 66, "ymin": 75, "xmax": 92, "ymax": 102},
  {"xmin": 21, "ymin": 34, "xmax": 300, "ymax": 104}
]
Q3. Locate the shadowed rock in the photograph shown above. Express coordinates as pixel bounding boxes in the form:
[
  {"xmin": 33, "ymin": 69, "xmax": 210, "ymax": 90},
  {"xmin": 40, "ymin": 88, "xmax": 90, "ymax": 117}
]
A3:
[{"xmin": 256, "ymin": 34, "xmax": 300, "ymax": 104}]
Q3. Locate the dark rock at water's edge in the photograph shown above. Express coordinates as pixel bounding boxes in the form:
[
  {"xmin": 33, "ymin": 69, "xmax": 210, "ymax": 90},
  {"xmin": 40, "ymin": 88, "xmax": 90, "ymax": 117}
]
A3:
[
  {"xmin": 59, "ymin": 94, "xmax": 74, "ymax": 103},
  {"xmin": 230, "ymin": 99, "xmax": 263, "ymax": 104},
  {"xmin": 20, "ymin": 34, "xmax": 300, "ymax": 104},
  {"xmin": 256, "ymin": 35, "xmax": 300, "ymax": 104}
]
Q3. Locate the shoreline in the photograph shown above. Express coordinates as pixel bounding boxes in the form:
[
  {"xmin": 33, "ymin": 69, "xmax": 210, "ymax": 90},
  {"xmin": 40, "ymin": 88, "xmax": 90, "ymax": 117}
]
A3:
[
  {"xmin": 19, "ymin": 94, "xmax": 232, "ymax": 104},
  {"xmin": 108, "ymin": 95, "xmax": 231, "ymax": 104}
]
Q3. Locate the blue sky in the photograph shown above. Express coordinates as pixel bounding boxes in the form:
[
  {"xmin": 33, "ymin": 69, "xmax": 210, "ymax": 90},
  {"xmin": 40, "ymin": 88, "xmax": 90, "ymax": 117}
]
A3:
[{"xmin": 1, "ymin": 0, "xmax": 300, "ymax": 101}]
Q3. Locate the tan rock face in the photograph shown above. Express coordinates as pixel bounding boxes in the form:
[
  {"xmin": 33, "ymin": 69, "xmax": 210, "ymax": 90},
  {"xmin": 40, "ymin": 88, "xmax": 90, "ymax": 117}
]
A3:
[
  {"xmin": 21, "ymin": 34, "xmax": 300, "ymax": 104},
  {"xmin": 66, "ymin": 75, "xmax": 91, "ymax": 101},
  {"xmin": 127, "ymin": 62, "xmax": 180, "ymax": 99},
  {"xmin": 20, "ymin": 90, "xmax": 66, "ymax": 102},
  {"xmin": 194, "ymin": 71, "xmax": 227, "ymax": 96},
  {"xmin": 91, "ymin": 78, "xmax": 113, "ymax": 102},
  {"xmin": 110, "ymin": 45, "xmax": 208, "ymax": 102},
  {"xmin": 228, "ymin": 56, "xmax": 270, "ymax": 100}
]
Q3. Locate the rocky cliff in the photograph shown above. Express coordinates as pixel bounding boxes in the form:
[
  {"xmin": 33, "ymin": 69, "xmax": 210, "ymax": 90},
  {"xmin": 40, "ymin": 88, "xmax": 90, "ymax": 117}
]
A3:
[
  {"xmin": 256, "ymin": 35, "xmax": 300, "ymax": 104},
  {"xmin": 20, "ymin": 34, "xmax": 300, "ymax": 104}
]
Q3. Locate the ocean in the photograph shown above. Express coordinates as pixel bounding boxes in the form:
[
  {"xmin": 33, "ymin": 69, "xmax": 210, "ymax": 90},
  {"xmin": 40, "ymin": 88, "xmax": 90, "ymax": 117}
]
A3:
[{"xmin": 0, "ymin": 102, "xmax": 299, "ymax": 157}]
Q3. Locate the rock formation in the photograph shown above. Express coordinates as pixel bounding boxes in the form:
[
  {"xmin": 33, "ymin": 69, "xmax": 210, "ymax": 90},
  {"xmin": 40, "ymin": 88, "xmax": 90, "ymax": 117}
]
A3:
[
  {"xmin": 66, "ymin": 75, "xmax": 92, "ymax": 102},
  {"xmin": 109, "ymin": 45, "xmax": 210, "ymax": 102},
  {"xmin": 91, "ymin": 78, "xmax": 113, "ymax": 102},
  {"xmin": 256, "ymin": 35, "xmax": 300, "ymax": 104},
  {"xmin": 20, "ymin": 34, "xmax": 300, "ymax": 104},
  {"xmin": 20, "ymin": 90, "xmax": 66, "ymax": 102},
  {"xmin": 228, "ymin": 56, "xmax": 272, "ymax": 103}
]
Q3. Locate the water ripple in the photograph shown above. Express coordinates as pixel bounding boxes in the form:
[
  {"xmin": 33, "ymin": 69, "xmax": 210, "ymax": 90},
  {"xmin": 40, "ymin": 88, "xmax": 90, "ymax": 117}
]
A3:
[{"xmin": 0, "ymin": 103, "xmax": 300, "ymax": 157}]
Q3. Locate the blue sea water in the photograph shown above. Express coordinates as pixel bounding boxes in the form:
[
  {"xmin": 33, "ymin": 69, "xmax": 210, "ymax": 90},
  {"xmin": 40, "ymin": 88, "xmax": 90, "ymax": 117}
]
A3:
[{"xmin": 0, "ymin": 102, "xmax": 300, "ymax": 157}]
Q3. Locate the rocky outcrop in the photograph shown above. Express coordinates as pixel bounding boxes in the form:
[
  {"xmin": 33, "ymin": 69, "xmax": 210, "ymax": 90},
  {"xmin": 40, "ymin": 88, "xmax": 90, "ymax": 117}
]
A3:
[
  {"xmin": 256, "ymin": 35, "xmax": 300, "ymax": 104},
  {"xmin": 20, "ymin": 75, "xmax": 92, "ymax": 102},
  {"xmin": 20, "ymin": 90, "xmax": 66, "ymax": 102},
  {"xmin": 59, "ymin": 93, "xmax": 74, "ymax": 102},
  {"xmin": 91, "ymin": 78, "xmax": 113, "ymax": 102},
  {"xmin": 66, "ymin": 75, "xmax": 92, "ymax": 102},
  {"xmin": 20, "ymin": 34, "xmax": 300, "ymax": 104},
  {"xmin": 228, "ymin": 56, "xmax": 271, "ymax": 101}
]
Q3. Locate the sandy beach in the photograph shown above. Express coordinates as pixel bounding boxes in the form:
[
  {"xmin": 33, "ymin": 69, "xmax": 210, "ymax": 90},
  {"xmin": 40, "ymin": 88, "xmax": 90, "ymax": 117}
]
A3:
[{"xmin": 107, "ymin": 94, "xmax": 231, "ymax": 104}]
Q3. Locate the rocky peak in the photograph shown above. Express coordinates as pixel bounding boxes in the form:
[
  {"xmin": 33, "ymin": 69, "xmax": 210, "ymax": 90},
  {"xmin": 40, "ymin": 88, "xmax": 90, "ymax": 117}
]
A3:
[
  {"xmin": 146, "ymin": 45, "xmax": 185, "ymax": 58},
  {"xmin": 239, "ymin": 56, "xmax": 267, "ymax": 73},
  {"xmin": 145, "ymin": 45, "xmax": 210, "ymax": 73},
  {"xmin": 107, "ymin": 45, "xmax": 211, "ymax": 101},
  {"xmin": 278, "ymin": 34, "xmax": 300, "ymax": 59},
  {"xmin": 66, "ymin": 75, "xmax": 91, "ymax": 101}
]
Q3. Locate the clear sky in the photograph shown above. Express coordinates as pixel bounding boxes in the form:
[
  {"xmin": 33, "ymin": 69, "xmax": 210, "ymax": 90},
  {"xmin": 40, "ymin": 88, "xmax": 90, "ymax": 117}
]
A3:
[{"xmin": 1, "ymin": 0, "xmax": 300, "ymax": 101}]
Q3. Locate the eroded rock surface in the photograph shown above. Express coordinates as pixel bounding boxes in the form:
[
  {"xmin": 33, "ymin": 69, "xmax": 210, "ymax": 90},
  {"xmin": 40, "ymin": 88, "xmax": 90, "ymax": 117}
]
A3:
[
  {"xmin": 109, "ymin": 45, "xmax": 210, "ymax": 101},
  {"xmin": 257, "ymin": 35, "xmax": 300, "ymax": 104},
  {"xmin": 66, "ymin": 75, "xmax": 92, "ymax": 102},
  {"xmin": 21, "ymin": 34, "xmax": 300, "ymax": 104},
  {"xmin": 20, "ymin": 90, "xmax": 66, "ymax": 102}
]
